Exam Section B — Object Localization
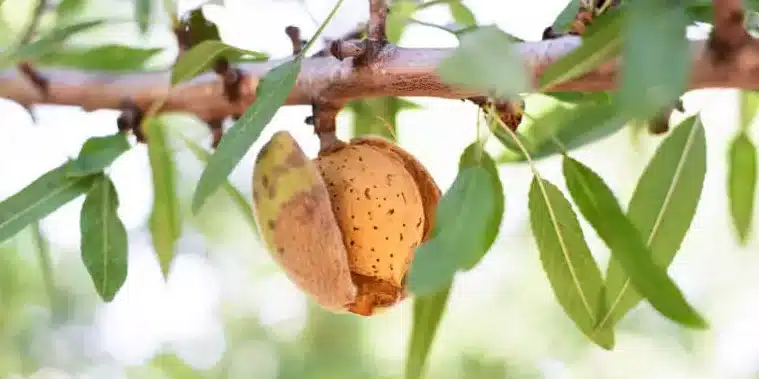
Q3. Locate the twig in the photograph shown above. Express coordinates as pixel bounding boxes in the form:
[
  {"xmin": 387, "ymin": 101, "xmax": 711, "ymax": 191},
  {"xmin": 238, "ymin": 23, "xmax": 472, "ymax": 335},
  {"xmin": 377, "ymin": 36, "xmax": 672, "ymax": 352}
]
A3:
[
  {"xmin": 330, "ymin": 40, "xmax": 366, "ymax": 61},
  {"xmin": 6, "ymin": 37, "xmax": 759, "ymax": 122},
  {"xmin": 308, "ymin": 102, "xmax": 345, "ymax": 153},
  {"xmin": 368, "ymin": 0, "xmax": 388, "ymax": 41},
  {"xmin": 285, "ymin": 25, "xmax": 305, "ymax": 55},
  {"xmin": 708, "ymin": 0, "xmax": 753, "ymax": 62}
]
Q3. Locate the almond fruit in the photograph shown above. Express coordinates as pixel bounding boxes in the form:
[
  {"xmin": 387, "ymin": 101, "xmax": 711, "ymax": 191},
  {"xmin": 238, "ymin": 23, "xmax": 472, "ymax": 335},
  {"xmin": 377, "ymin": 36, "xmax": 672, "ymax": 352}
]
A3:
[{"xmin": 252, "ymin": 131, "xmax": 440, "ymax": 316}]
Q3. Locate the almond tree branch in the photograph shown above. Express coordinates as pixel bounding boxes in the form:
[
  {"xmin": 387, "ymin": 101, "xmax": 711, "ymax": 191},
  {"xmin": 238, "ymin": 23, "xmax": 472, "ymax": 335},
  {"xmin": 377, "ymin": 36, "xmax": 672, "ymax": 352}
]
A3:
[
  {"xmin": 711, "ymin": 0, "xmax": 750, "ymax": 48},
  {"xmin": 2, "ymin": 36, "xmax": 759, "ymax": 122}
]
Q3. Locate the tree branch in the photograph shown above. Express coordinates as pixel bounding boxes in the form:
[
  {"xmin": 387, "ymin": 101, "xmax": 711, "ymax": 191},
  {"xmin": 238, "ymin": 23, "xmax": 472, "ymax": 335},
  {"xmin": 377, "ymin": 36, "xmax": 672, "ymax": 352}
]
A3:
[
  {"xmin": 2, "ymin": 36, "xmax": 759, "ymax": 122},
  {"xmin": 708, "ymin": 0, "xmax": 753, "ymax": 62}
]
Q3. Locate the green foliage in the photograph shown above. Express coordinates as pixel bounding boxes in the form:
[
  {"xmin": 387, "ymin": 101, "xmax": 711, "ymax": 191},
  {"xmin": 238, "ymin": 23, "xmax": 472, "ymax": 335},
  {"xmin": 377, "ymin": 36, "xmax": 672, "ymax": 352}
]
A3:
[
  {"xmin": 0, "ymin": 19, "xmax": 107, "ymax": 66},
  {"xmin": 35, "ymin": 44, "xmax": 163, "ymax": 72},
  {"xmin": 79, "ymin": 174, "xmax": 128, "ymax": 301},
  {"xmin": 177, "ymin": 132, "xmax": 258, "ymax": 237},
  {"xmin": 136, "ymin": 0, "xmax": 152, "ymax": 34},
  {"xmin": 562, "ymin": 156, "xmax": 706, "ymax": 329},
  {"xmin": 619, "ymin": 0, "xmax": 689, "ymax": 120},
  {"xmin": 171, "ymin": 40, "xmax": 267, "ymax": 85},
  {"xmin": 4, "ymin": 1, "xmax": 759, "ymax": 376},
  {"xmin": 68, "ymin": 133, "xmax": 131, "ymax": 176},
  {"xmin": 728, "ymin": 132, "xmax": 757, "ymax": 245},
  {"xmin": 191, "ymin": 0, "xmax": 345, "ymax": 212},
  {"xmin": 437, "ymin": 25, "xmax": 530, "ymax": 101},
  {"xmin": 191, "ymin": 59, "xmax": 300, "ymax": 213},
  {"xmin": 406, "ymin": 286, "xmax": 451, "ymax": 379},
  {"xmin": 145, "ymin": 117, "xmax": 181, "ymax": 278},
  {"xmin": 599, "ymin": 115, "xmax": 707, "ymax": 330},
  {"xmin": 408, "ymin": 142, "xmax": 503, "ymax": 296},
  {"xmin": 527, "ymin": 176, "xmax": 613, "ymax": 349},
  {"xmin": 496, "ymin": 93, "xmax": 630, "ymax": 163},
  {"xmin": 347, "ymin": 97, "xmax": 420, "ymax": 139},
  {"xmin": 538, "ymin": 9, "xmax": 622, "ymax": 90},
  {"xmin": 0, "ymin": 162, "xmax": 97, "ymax": 244}
]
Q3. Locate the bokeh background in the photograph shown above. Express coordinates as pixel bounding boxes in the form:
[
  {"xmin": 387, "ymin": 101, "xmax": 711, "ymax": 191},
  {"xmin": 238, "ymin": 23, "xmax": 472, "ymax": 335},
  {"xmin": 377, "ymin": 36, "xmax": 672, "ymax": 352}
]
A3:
[{"xmin": 2, "ymin": 0, "xmax": 759, "ymax": 378}]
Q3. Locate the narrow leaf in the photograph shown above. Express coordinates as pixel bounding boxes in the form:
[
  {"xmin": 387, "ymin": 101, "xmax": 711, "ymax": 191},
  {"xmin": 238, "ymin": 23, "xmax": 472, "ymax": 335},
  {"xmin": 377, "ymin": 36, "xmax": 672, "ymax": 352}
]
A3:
[
  {"xmin": 728, "ymin": 132, "xmax": 757, "ymax": 245},
  {"xmin": 740, "ymin": 90, "xmax": 759, "ymax": 132},
  {"xmin": 496, "ymin": 94, "xmax": 630, "ymax": 163},
  {"xmin": 619, "ymin": 0, "xmax": 689, "ymax": 120},
  {"xmin": 171, "ymin": 40, "xmax": 268, "ymax": 85},
  {"xmin": 539, "ymin": 9, "xmax": 622, "ymax": 90},
  {"xmin": 386, "ymin": 0, "xmax": 418, "ymax": 43},
  {"xmin": 528, "ymin": 177, "xmax": 614, "ymax": 349},
  {"xmin": 599, "ymin": 115, "xmax": 707, "ymax": 330},
  {"xmin": 36, "ymin": 44, "xmax": 163, "ymax": 71},
  {"xmin": 177, "ymin": 132, "xmax": 258, "ymax": 237},
  {"xmin": 437, "ymin": 25, "xmax": 531, "ymax": 101},
  {"xmin": 347, "ymin": 97, "xmax": 419, "ymax": 140},
  {"xmin": 448, "ymin": 2, "xmax": 476, "ymax": 27},
  {"xmin": 80, "ymin": 174, "xmax": 128, "ymax": 301},
  {"xmin": 136, "ymin": 0, "xmax": 151, "ymax": 34},
  {"xmin": 2, "ymin": 20, "xmax": 107, "ymax": 64},
  {"xmin": 55, "ymin": 0, "xmax": 86, "ymax": 24},
  {"xmin": 563, "ymin": 156, "xmax": 707, "ymax": 329},
  {"xmin": 191, "ymin": 59, "xmax": 300, "ymax": 213},
  {"xmin": 405, "ymin": 286, "xmax": 451, "ymax": 379},
  {"xmin": 0, "ymin": 162, "xmax": 97, "ymax": 244},
  {"xmin": 552, "ymin": 0, "xmax": 582, "ymax": 32},
  {"xmin": 408, "ymin": 143, "xmax": 504, "ymax": 295},
  {"xmin": 68, "ymin": 133, "xmax": 131, "ymax": 177},
  {"xmin": 145, "ymin": 118, "xmax": 181, "ymax": 278}
]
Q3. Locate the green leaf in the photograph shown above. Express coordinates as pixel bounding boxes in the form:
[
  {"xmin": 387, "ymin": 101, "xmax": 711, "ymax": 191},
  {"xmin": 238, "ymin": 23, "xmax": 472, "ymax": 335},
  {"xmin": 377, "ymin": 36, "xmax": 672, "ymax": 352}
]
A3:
[
  {"xmin": 619, "ymin": 0, "xmax": 689, "ymax": 120},
  {"xmin": 496, "ymin": 94, "xmax": 630, "ymax": 163},
  {"xmin": 79, "ymin": 174, "xmax": 128, "ymax": 302},
  {"xmin": 177, "ymin": 132, "xmax": 258, "ymax": 237},
  {"xmin": 552, "ymin": 0, "xmax": 582, "ymax": 32},
  {"xmin": 527, "ymin": 177, "xmax": 614, "ymax": 350},
  {"xmin": 191, "ymin": 0, "xmax": 344, "ymax": 212},
  {"xmin": 68, "ymin": 133, "xmax": 131, "ymax": 177},
  {"xmin": 0, "ymin": 162, "xmax": 97, "ymax": 244},
  {"xmin": 35, "ymin": 44, "xmax": 163, "ymax": 71},
  {"xmin": 171, "ymin": 40, "xmax": 267, "ymax": 85},
  {"xmin": 347, "ymin": 97, "xmax": 420, "ymax": 140},
  {"xmin": 598, "ymin": 115, "xmax": 707, "ymax": 330},
  {"xmin": 1, "ymin": 20, "xmax": 107, "ymax": 65},
  {"xmin": 728, "ymin": 132, "xmax": 757, "ymax": 245},
  {"xmin": 145, "ymin": 118, "xmax": 181, "ymax": 278},
  {"xmin": 178, "ymin": 7, "xmax": 222, "ymax": 47},
  {"xmin": 562, "ymin": 156, "xmax": 707, "ymax": 329},
  {"xmin": 386, "ymin": 0, "xmax": 418, "ymax": 43},
  {"xmin": 740, "ymin": 90, "xmax": 759, "ymax": 132},
  {"xmin": 136, "ymin": 0, "xmax": 151, "ymax": 34},
  {"xmin": 55, "ymin": 0, "xmax": 86, "ymax": 24},
  {"xmin": 539, "ymin": 9, "xmax": 623, "ymax": 90},
  {"xmin": 437, "ymin": 25, "xmax": 531, "ymax": 101},
  {"xmin": 448, "ymin": 2, "xmax": 476, "ymax": 27},
  {"xmin": 405, "ymin": 286, "xmax": 451, "ymax": 379},
  {"xmin": 408, "ymin": 143, "xmax": 503, "ymax": 295},
  {"xmin": 191, "ymin": 59, "xmax": 300, "ymax": 213}
]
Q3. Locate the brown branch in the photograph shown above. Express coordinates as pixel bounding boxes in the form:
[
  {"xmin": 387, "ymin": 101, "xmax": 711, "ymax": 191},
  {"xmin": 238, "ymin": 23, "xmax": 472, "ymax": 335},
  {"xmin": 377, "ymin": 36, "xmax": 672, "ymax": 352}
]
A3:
[
  {"xmin": 4, "ymin": 36, "xmax": 759, "ymax": 123},
  {"xmin": 708, "ymin": 0, "xmax": 753, "ymax": 62},
  {"xmin": 368, "ymin": 0, "xmax": 388, "ymax": 41},
  {"xmin": 309, "ymin": 102, "xmax": 345, "ymax": 153}
]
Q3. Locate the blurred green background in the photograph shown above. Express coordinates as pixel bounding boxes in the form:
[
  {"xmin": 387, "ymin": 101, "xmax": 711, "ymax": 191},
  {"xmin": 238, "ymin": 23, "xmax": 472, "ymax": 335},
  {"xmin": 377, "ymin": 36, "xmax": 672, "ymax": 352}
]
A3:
[{"xmin": 2, "ymin": 0, "xmax": 759, "ymax": 378}]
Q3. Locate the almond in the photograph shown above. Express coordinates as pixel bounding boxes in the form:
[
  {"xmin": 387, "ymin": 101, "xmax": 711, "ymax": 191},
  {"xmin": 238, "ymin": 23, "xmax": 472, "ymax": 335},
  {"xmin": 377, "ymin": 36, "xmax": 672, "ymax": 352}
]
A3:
[{"xmin": 252, "ymin": 132, "xmax": 440, "ymax": 316}]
